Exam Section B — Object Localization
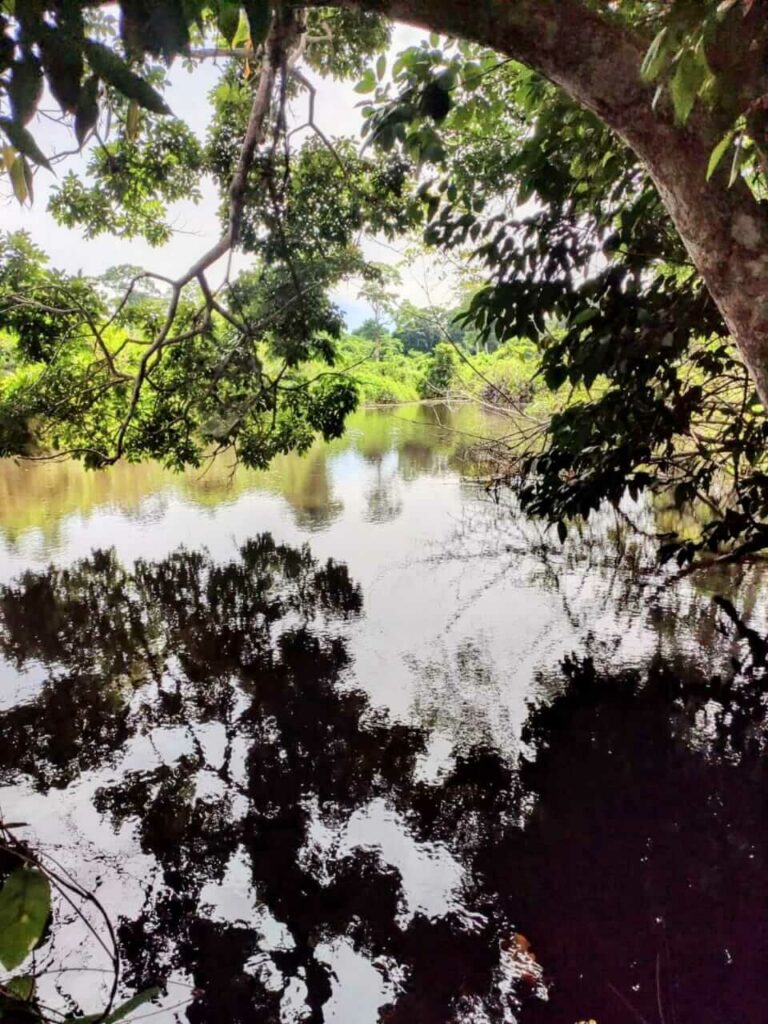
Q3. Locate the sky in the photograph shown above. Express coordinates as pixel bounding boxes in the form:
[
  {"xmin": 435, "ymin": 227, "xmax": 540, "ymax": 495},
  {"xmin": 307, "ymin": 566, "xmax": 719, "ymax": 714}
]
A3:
[{"xmin": 1, "ymin": 23, "xmax": 457, "ymax": 328}]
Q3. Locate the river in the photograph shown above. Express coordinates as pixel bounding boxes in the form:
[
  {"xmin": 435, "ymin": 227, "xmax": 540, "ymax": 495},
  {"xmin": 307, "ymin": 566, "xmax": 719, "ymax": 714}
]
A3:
[{"xmin": 0, "ymin": 403, "xmax": 765, "ymax": 1023}]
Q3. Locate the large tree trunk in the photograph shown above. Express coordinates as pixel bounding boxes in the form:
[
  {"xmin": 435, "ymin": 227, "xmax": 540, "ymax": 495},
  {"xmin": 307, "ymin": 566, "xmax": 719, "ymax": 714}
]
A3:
[{"xmin": 325, "ymin": 0, "xmax": 768, "ymax": 408}]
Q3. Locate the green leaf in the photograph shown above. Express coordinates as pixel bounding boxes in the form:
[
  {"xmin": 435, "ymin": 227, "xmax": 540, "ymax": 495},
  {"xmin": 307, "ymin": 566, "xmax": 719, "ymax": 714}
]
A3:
[
  {"xmin": 376, "ymin": 54, "xmax": 386, "ymax": 81},
  {"xmin": 0, "ymin": 867, "xmax": 51, "ymax": 971},
  {"xmin": 73, "ymin": 986, "xmax": 162, "ymax": 1024},
  {"xmin": 126, "ymin": 100, "xmax": 141, "ymax": 141},
  {"xmin": 572, "ymin": 307, "xmax": 599, "ymax": 326},
  {"xmin": 706, "ymin": 129, "xmax": 735, "ymax": 180},
  {"xmin": 557, "ymin": 520, "xmax": 568, "ymax": 543},
  {"xmin": 9, "ymin": 154, "xmax": 29, "ymax": 205},
  {"xmin": 0, "ymin": 119, "xmax": 51, "ymax": 170},
  {"xmin": 75, "ymin": 74, "xmax": 100, "ymax": 147},
  {"xmin": 232, "ymin": 9, "xmax": 250, "ymax": 48},
  {"xmin": 84, "ymin": 40, "xmax": 172, "ymax": 115},
  {"xmin": 243, "ymin": 1, "xmax": 271, "ymax": 48},
  {"xmin": 354, "ymin": 69, "xmax": 376, "ymax": 94},
  {"xmin": 670, "ymin": 49, "xmax": 706, "ymax": 123},
  {"xmin": 22, "ymin": 155, "xmax": 34, "ymax": 204},
  {"xmin": 640, "ymin": 27, "xmax": 669, "ymax": 82},
  {"xmin": 217, "ymin": 0, "xmax": 240, "ymax": 45}
]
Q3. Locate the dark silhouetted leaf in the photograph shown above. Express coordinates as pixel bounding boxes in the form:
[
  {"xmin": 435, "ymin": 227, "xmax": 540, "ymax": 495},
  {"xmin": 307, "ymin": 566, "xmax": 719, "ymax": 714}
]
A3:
[
  {"xmin": 144, "ymin": 0, "xmax": 190, "ymax": 62},
  {"xmin": 244, "ymin": 0, "xmax": 271, "ymax": 47},
  {"xmin": 75, "ymin": 74, "xmax": 100, "ymax": 147},
  {"xmin": 9, "ymin": 55, "xmax": 44, "ymax": 125},
  {"xmin": 0, "ymin": 119, "xmax": 51, "ymax": 169},
  {"xmin": 84, "ymin": 40, "xmax": 172, "ymax": 115},
  {"xmin": 40, "ymin": 31, "xmax": 84, "ymax": 113},
  {"xmin": 217, "ymin": 0, "xmax": 241, "ymax": 45}
]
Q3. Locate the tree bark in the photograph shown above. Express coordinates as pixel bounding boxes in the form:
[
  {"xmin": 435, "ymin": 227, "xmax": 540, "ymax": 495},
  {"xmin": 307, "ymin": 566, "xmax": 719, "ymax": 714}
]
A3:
[{"xmin": 318, "ymin": 0, "xmax": 768, "ymax": 408}]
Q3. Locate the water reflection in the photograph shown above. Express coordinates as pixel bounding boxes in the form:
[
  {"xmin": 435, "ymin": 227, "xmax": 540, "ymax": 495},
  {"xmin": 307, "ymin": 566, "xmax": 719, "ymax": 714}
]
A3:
[
  {"xmin": 0, "ymin": 405, "xmax": 485, "ymax": 550},
  {"xmin": 0, "ymin": 536, "xmax": 765, "ymax": 1022}
]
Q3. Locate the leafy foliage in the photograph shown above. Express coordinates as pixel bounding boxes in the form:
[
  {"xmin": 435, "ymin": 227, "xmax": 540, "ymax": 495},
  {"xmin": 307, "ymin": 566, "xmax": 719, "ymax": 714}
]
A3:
[
  {"xmin": 0, "ymin": 1, "xmax": 767, "ymax": 560},
  {"xmin": 355, "ymin": 36, "xmax": 768, "ymax": 562},
  {"xmin": 420, "ymin": 341, "xmax": 456, "ymax": 398},
  {"xmin": 50, "ymin": 117, "xmax": 204, "ymax": 244},
  {"xmin": 0, "ymin": 2, "xmax": 417, "ymax": 471}
]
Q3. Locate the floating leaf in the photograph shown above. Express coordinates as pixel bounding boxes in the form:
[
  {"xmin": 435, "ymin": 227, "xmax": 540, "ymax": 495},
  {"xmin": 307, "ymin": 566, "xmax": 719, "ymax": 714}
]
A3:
[
  {"xmin": 232, "ymin": 9, "xmax": 250, "ymax": 48},
  {"xmin": 0, "ymin": 867, "xmax": 51, "ymax": 971},
  {"xmin": 119, "ymin": 0, "xmax": 146, "ymax": 58},
  {"xmin": 144, "ymin": 0, "xmax": 190, "ymax": 62},
  {"xmin": 22, "ymin": 155, "xmax": 34, "ymax": 204},
  {"xmin": 181, "ymin": 0, "xmax": 208, "ymax": 33},
  {"xmin": 0, "ymin": 119, "xmax": 51, "ymax": 170},
  {"xmin": 84, "ymin": 40, "xmax": 172, "ymax": 115}
]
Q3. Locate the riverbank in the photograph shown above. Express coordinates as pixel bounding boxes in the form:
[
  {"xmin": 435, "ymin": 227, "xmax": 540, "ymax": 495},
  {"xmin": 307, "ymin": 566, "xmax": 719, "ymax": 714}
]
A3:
[{"xmin": 323, "ymin": 332, "xmax": 551, "ymax": 411}]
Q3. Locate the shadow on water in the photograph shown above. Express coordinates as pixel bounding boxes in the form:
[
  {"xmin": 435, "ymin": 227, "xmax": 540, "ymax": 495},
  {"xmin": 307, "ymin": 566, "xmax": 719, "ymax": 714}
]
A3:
[{"xmin": 0, "ymin": 534, "xmax": 765, "ymax": 1023}]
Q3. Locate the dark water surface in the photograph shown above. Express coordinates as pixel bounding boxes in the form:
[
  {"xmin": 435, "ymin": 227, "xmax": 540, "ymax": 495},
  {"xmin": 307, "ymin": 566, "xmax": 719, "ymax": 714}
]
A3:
[{"xmin": 0, "ymin": 405, "xmax": 765, "ymax": 1023}]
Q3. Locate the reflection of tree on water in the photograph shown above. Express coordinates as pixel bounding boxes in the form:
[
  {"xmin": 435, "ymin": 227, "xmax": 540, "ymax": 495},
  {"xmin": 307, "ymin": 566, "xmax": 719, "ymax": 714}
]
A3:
[
  {"xmin": 491, "ymin": 653, "xmax": 767, "ymax": 1024},
  {"xmin": 363, "ymin": 454, "xmax": 404, "ymax": 526},
  {"xmin": 0, "ymin": 538, "xmax": 765, "ymax": 1023}
]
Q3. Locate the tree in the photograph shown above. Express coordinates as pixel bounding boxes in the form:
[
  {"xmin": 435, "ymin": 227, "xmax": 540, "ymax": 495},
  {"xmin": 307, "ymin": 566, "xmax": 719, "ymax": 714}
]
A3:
[
  {"xmin": 393, "ymin": 300, "xmax": 464, "ymax": 353},
  {"xmin": 3, "ymin": 1, "xmax": 765, "ymax": 399},
  {"xmin": 419, "ymin": 340, "xmax": 456, "ymax": 398},
  {"xmin": 355, "ymin": 261, "xmax": 401, "ymax": 358},
  {"xmin": 2, "ymin": 1, "xmax": 768, "ymax": 557}
]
